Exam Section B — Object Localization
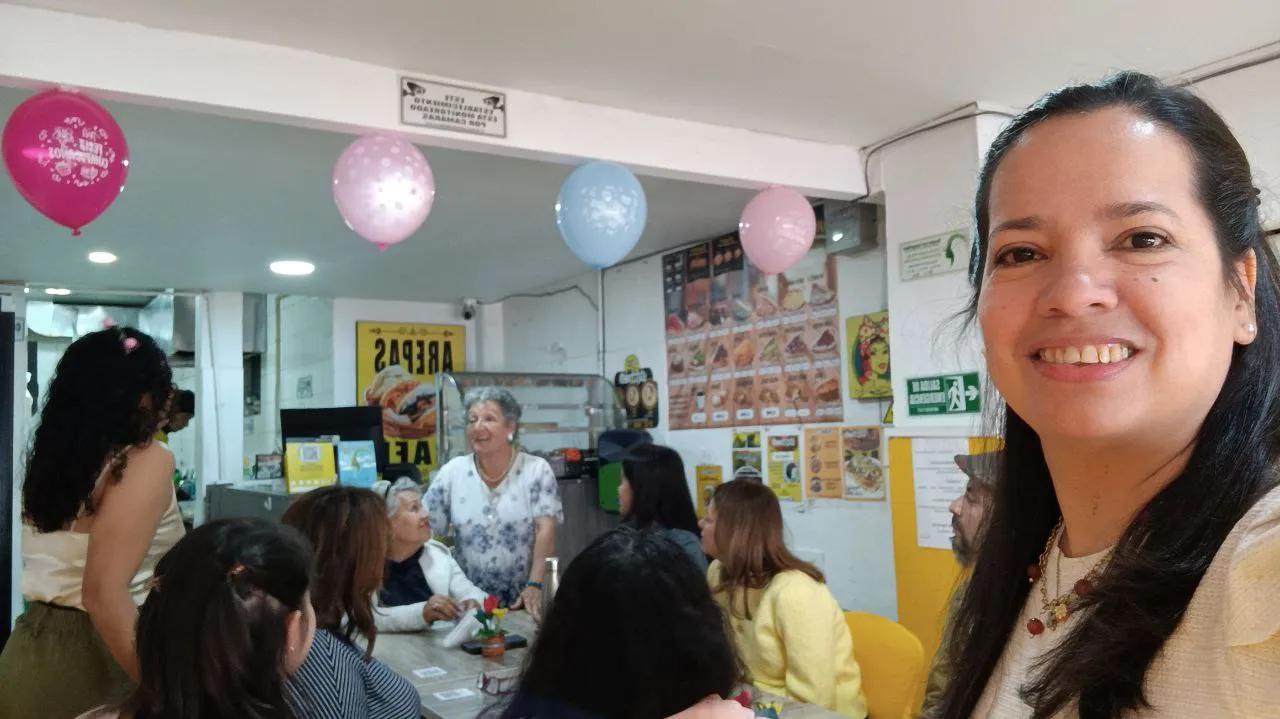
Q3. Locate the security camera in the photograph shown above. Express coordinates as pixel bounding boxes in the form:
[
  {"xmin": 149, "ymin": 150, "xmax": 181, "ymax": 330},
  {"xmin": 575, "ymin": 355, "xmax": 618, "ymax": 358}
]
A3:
[{"xmin": 461, "ymin": 298, "xmax": 478, "ymax": 321}]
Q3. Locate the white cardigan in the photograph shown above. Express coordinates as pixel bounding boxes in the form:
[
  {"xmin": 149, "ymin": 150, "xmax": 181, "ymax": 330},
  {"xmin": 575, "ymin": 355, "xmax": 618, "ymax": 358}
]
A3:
[{"xmin": 372, "ymin": 539, "xmax": 488, "ymax": 633}]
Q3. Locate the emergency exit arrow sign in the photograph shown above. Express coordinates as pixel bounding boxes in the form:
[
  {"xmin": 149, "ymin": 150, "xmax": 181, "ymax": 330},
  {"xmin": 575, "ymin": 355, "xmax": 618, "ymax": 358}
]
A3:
[{"xmin": 906, "ymin": 372, "xmax": 981, "ymax": 416}]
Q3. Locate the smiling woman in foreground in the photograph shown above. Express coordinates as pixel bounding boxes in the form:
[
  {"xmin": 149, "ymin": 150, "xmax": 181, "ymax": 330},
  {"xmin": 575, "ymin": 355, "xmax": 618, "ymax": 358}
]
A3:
[{"xmin": 934, "ymin": 72, "xmax": 1280, "ymax": 718}]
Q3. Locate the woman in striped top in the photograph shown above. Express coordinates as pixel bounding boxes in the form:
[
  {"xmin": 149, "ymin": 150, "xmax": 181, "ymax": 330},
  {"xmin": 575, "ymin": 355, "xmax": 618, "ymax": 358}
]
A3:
[{"xmin": 282, "ymin": 487, "xmax": 420, "ymax": 719}]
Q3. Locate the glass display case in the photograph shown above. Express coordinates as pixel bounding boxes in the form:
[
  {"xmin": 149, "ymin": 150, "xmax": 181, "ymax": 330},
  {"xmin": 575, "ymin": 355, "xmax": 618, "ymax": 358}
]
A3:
[{"xmin": 436, "ymin": 371, "xmax": 627, "ymax": 466}]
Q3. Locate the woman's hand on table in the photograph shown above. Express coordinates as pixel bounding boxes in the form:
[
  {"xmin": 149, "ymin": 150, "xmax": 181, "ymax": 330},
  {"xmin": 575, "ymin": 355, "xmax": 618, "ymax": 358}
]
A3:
[
  {"xmin": 422, "ymin": 595, "xmax": 462, "ymax": 623},
  {"xmin": 512, "ymin": 585, "xmax": 542, "ymax": 620}
]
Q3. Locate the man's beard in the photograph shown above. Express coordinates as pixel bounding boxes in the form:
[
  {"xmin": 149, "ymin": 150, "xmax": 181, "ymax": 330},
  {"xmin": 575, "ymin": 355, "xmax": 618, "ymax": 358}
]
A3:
[{"xmin": 952, "ymin": 521, "xmax": 974, "ymax": 568}]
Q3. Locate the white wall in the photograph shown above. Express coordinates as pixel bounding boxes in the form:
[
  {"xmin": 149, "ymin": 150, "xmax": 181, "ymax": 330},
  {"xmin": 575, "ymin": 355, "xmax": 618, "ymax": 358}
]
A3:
[
  {"xmin": 1194, "ymin": 61, "xmax": 1280, "ymax": 228},
  {"xmin": 503, "ymin": 273, "xmax": 601, "ymax": 375}
]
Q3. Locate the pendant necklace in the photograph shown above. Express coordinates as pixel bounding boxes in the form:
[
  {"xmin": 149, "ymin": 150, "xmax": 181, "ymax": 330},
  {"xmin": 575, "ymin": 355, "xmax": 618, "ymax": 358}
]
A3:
[
  {"xmin": 1025, "ymin": 519, "xmax": 1108, "ymax": 636},
  {"xmin": 476, "ymin": 449, "xmax": 518, "ymax": 523}
]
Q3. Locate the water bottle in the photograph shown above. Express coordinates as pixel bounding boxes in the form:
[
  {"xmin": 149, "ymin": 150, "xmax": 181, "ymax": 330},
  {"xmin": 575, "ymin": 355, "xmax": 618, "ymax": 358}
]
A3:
[{"xmin": 540, "ymin": 557, "xmax": 559, "ymax": 620}]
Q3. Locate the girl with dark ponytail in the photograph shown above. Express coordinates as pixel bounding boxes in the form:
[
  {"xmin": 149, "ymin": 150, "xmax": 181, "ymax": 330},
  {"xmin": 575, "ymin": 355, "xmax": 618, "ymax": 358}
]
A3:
[{"xmin": 84, "ymin": 518, "xmax": 315, "ymax": 718}]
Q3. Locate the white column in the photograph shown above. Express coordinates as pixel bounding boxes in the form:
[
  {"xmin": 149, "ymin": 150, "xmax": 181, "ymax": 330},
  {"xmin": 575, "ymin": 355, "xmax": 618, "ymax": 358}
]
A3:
[
  {"xmin": 194, "ymin": 292, "xmax": 245, "ymax": 522},
  {"xmin": 880, "ymin": 115, "xmax": 1009, "ymax": 435}
]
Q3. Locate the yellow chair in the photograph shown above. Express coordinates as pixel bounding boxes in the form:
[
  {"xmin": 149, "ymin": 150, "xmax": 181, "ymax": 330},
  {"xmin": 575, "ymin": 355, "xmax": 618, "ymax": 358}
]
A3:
[{"xmin": 844, "ymin": 611, "xmax": 926, "ymax": 719}]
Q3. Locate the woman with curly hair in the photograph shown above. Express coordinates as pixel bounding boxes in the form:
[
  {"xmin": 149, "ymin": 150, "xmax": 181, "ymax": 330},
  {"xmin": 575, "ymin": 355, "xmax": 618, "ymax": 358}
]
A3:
[{"xmin": 0, "ymin": 327, "xmax": 186, "ymax": 718}]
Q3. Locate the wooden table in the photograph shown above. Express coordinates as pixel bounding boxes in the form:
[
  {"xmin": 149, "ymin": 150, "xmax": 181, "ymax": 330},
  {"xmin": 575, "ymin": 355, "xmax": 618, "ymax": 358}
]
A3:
[{"xmin": 374, "ymin": 611, "xmax": 845, "ymax": 718}]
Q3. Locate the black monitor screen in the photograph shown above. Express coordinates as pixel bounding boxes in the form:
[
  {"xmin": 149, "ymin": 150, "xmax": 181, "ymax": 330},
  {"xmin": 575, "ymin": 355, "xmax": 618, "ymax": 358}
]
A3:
[{"xmin": 280, "ymin": 407, "xmax": 387, "ymax": 471}]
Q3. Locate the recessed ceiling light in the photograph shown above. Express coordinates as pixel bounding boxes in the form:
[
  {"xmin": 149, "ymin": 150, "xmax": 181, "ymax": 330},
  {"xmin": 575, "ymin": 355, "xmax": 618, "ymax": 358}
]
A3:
[
  {"xmin": 23, "ymin": 287, "xmax": 30, "ymax": 294},
  {"xmin": 45, "ymin": 288, "xmax": 71, "ymax": 296},
  {"xmin": 270, "ymin": 260, "xmax": 315, "ymax": 276},
  {"xmin": 88, "ymin": 251, "xmax": 118, "ymax": 264}
]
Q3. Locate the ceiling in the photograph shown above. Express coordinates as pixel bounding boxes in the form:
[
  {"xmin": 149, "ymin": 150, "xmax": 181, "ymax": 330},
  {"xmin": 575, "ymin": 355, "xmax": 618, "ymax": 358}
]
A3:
[
  {"xmin": 7, "ymin": 0, "xmax": 1280, "ymax": 146},
  {"xmin": 0, "ymin": 87, "xmax": 757, "ymax": 302},
  {"xmin": 4, "ymin": 1, "xmax": 1280, "ymax": 303}
]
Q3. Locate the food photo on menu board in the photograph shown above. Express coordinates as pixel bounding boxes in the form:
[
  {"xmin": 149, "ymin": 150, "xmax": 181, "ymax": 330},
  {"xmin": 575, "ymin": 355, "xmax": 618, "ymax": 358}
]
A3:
[
  {"xmin": 355, "ymin": 321, "xmax": 464, "ymax": 475},
  {"xmin": 662, "ymin": 234, "xmax": 842, "ymax": 428},
  {"xmin": 841, "ymin": 426, "xmax": 886, "ymax": 501}
]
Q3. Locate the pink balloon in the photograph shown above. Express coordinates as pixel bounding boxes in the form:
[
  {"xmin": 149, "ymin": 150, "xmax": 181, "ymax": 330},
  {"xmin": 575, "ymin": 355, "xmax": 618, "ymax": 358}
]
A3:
[
  {"xmin": 738, "ymin": 186, "xmax": 816, "ymax": 274},
  {"xmin": 2, "ymin": 90, "xmax": 130, "ymax": 236},
  {"xmin": 332, "ymin": 134, "xmax": 435, "ymax": 250}
]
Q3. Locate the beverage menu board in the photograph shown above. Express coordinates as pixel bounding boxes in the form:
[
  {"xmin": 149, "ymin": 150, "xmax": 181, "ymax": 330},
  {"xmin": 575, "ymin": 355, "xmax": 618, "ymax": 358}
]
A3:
[{"xmin": 665, "ymin": 234, "xmax": 842, "ymax": 429}]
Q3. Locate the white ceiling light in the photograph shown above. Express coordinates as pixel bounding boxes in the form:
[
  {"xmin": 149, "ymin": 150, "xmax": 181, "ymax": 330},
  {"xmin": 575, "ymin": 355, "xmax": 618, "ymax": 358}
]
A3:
[
  {"xmin": 88, "ymin": 251, "xmax": 118, "ymax": 264},
  {"xmin": 44, "ymin": 288, "xmax": 71, "ymax": 296},
  {"xmin": 270, "ymin": 260, "xmax": 315, "ymax": 276}
]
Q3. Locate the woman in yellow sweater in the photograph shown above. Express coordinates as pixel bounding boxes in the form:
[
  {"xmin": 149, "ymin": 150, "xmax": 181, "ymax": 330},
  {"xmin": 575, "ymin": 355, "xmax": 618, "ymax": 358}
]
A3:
[{"xmin": 702, "ymin": 480, "xmax": 867, "ymax": 718}]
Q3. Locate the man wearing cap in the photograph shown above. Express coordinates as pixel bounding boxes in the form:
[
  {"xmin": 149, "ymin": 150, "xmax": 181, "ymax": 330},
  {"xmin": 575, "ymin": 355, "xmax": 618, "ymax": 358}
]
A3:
[{"xmin": 921, "ymin": 450, "xmax": 998, "ymax": 715}]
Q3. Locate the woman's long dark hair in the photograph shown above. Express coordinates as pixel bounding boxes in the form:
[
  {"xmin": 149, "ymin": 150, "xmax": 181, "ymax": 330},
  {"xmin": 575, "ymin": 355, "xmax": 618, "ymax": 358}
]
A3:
[
  {"xmin": 118, "ymin": 518, "xmax": 313, "ymax": 719},
  {"xmin": 281, "ymin": 486, "xmax": 388, "ymax": 655},
  {"xmin": 620, "ymin": 444, "xmax": 700, "ymax": 535},
  {"xmin": 936, "ymin": 72, "xmax": 1280, "ymax": 719},
  {"xmin": 496, "ymin": 527, "xmax": 744, "ymax": 719},
  {"xmin": 23, "ymin": 327, "xmax": 172, "ymax": 532}
]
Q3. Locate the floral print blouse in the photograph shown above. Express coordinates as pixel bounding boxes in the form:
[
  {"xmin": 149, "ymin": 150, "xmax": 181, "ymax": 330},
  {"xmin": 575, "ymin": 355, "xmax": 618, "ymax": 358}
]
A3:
[{"xmin": 424, "ymin": 451, "xmax": 563, "ymax": 606}]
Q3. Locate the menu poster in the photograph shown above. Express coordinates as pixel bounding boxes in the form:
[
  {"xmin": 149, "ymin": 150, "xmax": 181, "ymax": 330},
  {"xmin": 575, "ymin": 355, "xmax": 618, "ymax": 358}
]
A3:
[
  {"xmin": 355, "ymin": 321, "xmax": 464, "ymax": 476},
  {"xmin": 841, "ymin": 426, "xmax": 886, "ymax": 501},
  {"xmin": 804, "ymin": 427, "xmax": 843, "ymax": 499},
  {"xmin": 767, "ymin": 434, "xmax": 803, "ymax": 502},
  {"xmin": 662, "ymin": 243, "xmax": 841, "ymax": 428},
  {"xmin": 731, "ymin": 430, "xmax": 763, "ymax": 482},
  {"xmin": 695, "ymin": 464, "xmax": 724, "ymax": 519}
]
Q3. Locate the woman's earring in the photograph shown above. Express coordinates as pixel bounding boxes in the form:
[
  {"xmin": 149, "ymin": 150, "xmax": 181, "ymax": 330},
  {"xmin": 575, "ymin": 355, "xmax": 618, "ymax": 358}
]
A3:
[
  {"xmin": 1248, "ymin": 322, "xmax": 1257, "ymax": 334},
  {"xmin": 506, "ymin": 433, "xmax": 514, "ymax": 443}
]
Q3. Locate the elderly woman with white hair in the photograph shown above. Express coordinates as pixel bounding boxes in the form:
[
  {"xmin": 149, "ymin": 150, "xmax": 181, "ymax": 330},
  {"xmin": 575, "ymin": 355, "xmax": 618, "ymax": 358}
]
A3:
[
  {"xmin": 371, "ymin": 476, "xmax": 487, "ymax": 633},
  {"xmin": 424, "ymin": 387, "xmax": 562, "ymax": 615}
]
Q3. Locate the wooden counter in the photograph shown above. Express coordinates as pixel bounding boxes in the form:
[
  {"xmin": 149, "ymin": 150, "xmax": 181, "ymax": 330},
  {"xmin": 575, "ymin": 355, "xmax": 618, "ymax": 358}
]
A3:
[{"xmin": 373, "ymin": 611, "xmax": 846, "ymax": 718}]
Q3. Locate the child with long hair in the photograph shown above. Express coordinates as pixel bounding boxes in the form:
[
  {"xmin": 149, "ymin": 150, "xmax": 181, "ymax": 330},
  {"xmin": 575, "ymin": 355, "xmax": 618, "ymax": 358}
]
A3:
[
  {"xmin": 81, "ymin": 518, "xmax": 315, "ymax": 718},
  {"xmin": 619, "ymin": 444, "xmax": 707, "ymax": 571},
  {"xmin": 494, "ymin": 526, "xmax": 750, "ymax": 719}
]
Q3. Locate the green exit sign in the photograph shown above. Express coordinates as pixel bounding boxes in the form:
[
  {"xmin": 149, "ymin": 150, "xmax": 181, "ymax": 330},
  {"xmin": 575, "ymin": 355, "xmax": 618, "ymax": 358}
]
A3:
[{"xmin": 906, "ymin": 373, "xmax": 981, "ymax": 416}]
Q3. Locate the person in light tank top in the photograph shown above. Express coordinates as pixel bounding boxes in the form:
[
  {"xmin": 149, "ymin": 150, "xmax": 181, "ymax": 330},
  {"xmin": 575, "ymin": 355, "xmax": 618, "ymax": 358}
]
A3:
[{"xmin": 0, "ymin": 327, "xmax": 186, "ymax": 718}]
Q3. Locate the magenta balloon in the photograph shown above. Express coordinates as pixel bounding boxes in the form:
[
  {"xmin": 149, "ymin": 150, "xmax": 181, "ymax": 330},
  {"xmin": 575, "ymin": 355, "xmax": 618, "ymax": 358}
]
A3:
[
  {"xmin": 2, "ymin": 90, "xmax": 130, "ymax": 235},
  {"xmin": 738, "ymin": 186, "xmax": 816, "ymax": 274},
  {"xmin": 332, "ymin": 134, "xmax": 436, "ymax": 250}
]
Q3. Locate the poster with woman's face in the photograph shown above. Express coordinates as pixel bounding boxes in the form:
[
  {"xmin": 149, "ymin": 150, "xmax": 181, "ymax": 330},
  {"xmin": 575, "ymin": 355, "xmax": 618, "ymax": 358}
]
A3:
[{"xmin": 847, "ymin": 311, "xmax": 892, "ymax": 399}]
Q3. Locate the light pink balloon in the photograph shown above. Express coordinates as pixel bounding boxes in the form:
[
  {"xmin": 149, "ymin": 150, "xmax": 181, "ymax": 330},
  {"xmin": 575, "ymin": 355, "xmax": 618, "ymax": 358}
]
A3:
[
  {"xmin": 332, "ymin": 134, "xmax": 435, "ymax": 251},
  {"xmin": 738, "ymin": 186, "xmax": 816, "ymax": 274}
]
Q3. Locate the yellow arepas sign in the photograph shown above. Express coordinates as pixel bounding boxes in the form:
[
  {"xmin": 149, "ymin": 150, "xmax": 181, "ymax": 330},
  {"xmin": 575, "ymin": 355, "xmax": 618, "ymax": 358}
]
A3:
[{"xmin": 355, "ymin": 321, "xmax": 465, "ymax": 476}]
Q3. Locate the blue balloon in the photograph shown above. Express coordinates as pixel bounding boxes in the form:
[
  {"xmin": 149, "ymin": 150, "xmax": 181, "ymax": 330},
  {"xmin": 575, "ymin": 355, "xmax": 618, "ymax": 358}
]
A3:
[{"xmin": 555, "ymin": 161, "xmax": 648, "ymax": 269}]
